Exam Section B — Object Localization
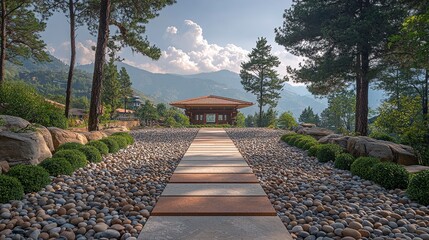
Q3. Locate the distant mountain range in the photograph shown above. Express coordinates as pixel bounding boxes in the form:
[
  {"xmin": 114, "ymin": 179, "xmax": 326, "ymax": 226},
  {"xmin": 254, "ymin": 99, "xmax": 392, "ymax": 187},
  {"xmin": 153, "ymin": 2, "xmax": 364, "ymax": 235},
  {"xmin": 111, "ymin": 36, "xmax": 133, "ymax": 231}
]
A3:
[{"xmin": 11, "ymin": 54, "xmax": 385, "ymax": 118}]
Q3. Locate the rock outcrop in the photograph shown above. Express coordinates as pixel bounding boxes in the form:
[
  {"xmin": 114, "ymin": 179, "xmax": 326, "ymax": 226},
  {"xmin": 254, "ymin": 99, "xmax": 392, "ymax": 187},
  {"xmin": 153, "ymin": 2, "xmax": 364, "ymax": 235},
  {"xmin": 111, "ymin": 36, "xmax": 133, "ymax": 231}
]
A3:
[
  {"xmin": 297, "ymin": 126, "xmax": 334, "ymax": 140},
  {"xmin": 36, "ymin": 126, "xmax": 55, "ymax": 152},
  {"xmin": 102, "ymin": 126, "xmax": 129, "ymax": 136},
  {"xmin": 318, "ymin": 134, "xmax": 419, "ymax": 165},
  {"xmin": 48, "ymin": 127, "xmax": 88, "ymax": 149}
]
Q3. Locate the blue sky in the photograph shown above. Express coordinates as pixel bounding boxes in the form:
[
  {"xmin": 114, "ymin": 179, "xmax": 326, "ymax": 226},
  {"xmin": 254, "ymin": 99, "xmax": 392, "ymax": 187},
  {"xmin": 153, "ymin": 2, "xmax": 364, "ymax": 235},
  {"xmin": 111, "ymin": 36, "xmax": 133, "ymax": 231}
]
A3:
[{"xmin": 42, "ymin": 0, "xmax": 299, "ymax": 75}]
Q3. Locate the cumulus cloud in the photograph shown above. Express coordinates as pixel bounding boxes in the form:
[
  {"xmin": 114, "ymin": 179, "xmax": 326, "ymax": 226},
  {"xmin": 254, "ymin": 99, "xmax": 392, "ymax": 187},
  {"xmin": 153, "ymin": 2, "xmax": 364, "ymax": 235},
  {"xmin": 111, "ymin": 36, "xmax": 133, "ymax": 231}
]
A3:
[
  {"xmin": 136, "ymin": 20, "xmax": 249, "ymax": 74},
  {"xmin": 48, "ymin": 39, "xmax": 96, "ymax": 65}
]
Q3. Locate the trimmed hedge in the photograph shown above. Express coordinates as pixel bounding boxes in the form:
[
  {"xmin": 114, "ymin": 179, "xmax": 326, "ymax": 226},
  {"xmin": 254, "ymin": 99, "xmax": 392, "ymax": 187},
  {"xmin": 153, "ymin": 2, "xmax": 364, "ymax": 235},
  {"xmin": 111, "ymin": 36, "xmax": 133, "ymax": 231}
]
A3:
[
  {"xmin": 407, "ymin": 170, "xmax": 429, "ymax": 205},
  {"xmin": 350, "ymin": 157, "xmax": 380, "ymax": 180},
  {"xmin": 100, "ymin": 138, "xmax": 120, "ymax": 153},
  {"xmin": 78, "ymin": 145, "xmax": 102, "ymax": 163},
  {"xmin": 109, "ymin": 136, "xmax": 128, "ymax": 149},
  {"xmin": 111, "ymin": 132, "xmax": 134, "ymax": 145},
  {"xmin": 334, "ymin": 153, "xmax": 355, "ymax": 170},
  {"xmin": 7, "ymin": 165, "xmax": 51, "ymax": 193},
  {"xmin": 56, "ymin": 142, "xmax": 84, "ymax": 151},
  {"xmin": 308, "ymin": 144, "xmax": 322, "ymax": 157},
  {"xmin": 371, "ymin": 162, "xmax": 409, "ymax": 189},
  {"xmin": 0, "ymin": 175, "xmax": 24, "ymax": 203},
  {"xmin": 53, "ymin": 149, "xmax": 88, "ymax": 170},
  {"xmin": 87, "ymin": 140, "xmax": 109, "ymax": 155},
  {"xmin": 39, "ymin": 157, "xmax": 74, "ymax": 176},
  {"xmin": 316, "ymin": 144, "xmax": 343, "ymax": 163}
]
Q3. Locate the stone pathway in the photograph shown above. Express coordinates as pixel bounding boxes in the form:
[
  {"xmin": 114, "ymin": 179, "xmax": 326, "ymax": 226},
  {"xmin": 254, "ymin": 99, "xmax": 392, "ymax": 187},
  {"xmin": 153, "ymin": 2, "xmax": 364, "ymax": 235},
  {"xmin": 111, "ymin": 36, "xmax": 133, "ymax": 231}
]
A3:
[{"xmin": 138, "ymin": 128, "xmax": 292, "ymax": 239}]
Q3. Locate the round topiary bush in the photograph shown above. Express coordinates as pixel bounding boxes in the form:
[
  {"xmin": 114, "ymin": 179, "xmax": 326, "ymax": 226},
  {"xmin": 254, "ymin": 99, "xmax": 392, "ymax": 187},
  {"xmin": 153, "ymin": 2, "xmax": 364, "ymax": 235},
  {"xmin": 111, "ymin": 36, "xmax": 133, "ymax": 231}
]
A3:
[
  {"xmin": 111, "ymin": 132, "xmax": 134, "ymax": 144},
  {"xmin": 78, "ymin": 145, "xmax": 102, "ymax": 163},
  {"xmin": 334, "ymin": 153, "xmax": 356, "ymax": 170},
  {"xmin": 371, "ymin": 162, "xmax": 409, "ymax": 189},
  {"xmin": 316, "ymin": 144, "xmax": 344, "ymax": 163},
  {"xmin": 109, "ymin": 136, "xmax": 128, "ymax": 149},
  {"xmin": 407, "ymin": 170, "xmax": 429, "ymax": 205},
  {"xmin": 87, "ymin": 140, "xmax": 109, "ymax": 155},
  {"xmin": 350, "ymin": 157, "xmax": 380, "ymax": 180},
  {"xmin": 53, "ymin": 149, "xmax": 88, "ymax": 170},
  {"xmin": 281, "ymin": 134, "xmax": 297, "ymax": 144},
  {"xmin": 303, "ymin": 141, "xmax": 318, "ymax": 150},
  {"xmin": 7, "ymin": 165, "xmax": 51, "ymax": 193},
  {"xmin": 56, "ymin": 142, "xmax": 84, "ymax": 151},
  {"xmin": 39, "ymin": 157, "xmax": 74, "ymax": 176},
  {"xmin": 0, "ymin": 175, "xmax": 24, "ymax": 203},
  {"xmin": 100, "ymin": 138, "xmax": 120, "ymax": 153},
  {"xmin": 308, "ymin": 144, "xmax": 321, "ymax": 157},
  {"xmin": 290, "ymin": 135, "xmax": 305, "ymax": 146}
]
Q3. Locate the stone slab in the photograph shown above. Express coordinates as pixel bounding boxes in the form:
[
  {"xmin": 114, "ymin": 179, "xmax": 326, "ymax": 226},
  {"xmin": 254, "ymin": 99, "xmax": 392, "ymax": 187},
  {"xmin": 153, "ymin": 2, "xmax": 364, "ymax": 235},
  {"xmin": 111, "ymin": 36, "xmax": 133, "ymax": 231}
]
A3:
[
  {"xmin": 175, "ymin": 166, "xmax": 252, "ymax": 174},
  {"xmin": 151, "ymin": 196, "xmax": 276, "ymax": 216},
  {"xmin": 404, "ymin": 165, "xmax": 429, "ymax": 174},
  {"xmin": 178, "ymin": 160, "xmax": 248, "ymax": 167},
  {"xmin": 138, "ymin": 216, "xmax": 292, "ymax": 240},
  {"xmin": 182, "ymin": 156, "xmax": 245, "ymax": 161},
  {"xmin": 161, "ymin": 183, "xmax": 266, "ymax": 196},
  {"xmin": 169, "ymin": 174, "xmax": 259, "ymax": 183},
  {"xmin": 184, "ymin": 152, "xmax": 242, "ymax": 156}
]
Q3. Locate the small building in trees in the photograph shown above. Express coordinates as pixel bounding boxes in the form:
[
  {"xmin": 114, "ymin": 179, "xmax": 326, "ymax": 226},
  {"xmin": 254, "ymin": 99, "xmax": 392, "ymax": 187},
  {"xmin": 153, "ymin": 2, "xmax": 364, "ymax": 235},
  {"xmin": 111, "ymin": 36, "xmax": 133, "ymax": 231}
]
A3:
[{"xmin": 170, "ymin": 95, "xmax": 253, "ymax": 125}]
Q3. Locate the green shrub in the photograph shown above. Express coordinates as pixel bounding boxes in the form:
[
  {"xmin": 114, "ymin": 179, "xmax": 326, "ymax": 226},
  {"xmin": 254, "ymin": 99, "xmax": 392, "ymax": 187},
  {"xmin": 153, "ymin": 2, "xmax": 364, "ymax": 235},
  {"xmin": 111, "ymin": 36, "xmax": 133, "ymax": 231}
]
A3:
[
  {"xmin": 0, "ymin": 81, "xmax": 67, "ymax": 128},
  {"xmin": 407, "ymin": 170, "xmax": 429, "ymax": 205},
  {"xmin": 7, "ymin": 165, "xmax": 51, "ymax": 193},
  {"xmin": 78, "ymin": 145, "xmax": 102, "ymax": 163},
  {"xmin": 56, "ymin": 142, "xmax": 84, "ymax": 151},
  {"xmin": 316, "ymin": 144, "xmax": 343, "ymax": 163},
  {"xmin": 369, "ymin": 132, "xmax": 396, "ymax": 142},
  {"xmin": 53, "ymin": 149, "xmax": 88, "ymax": 170},
  {"xmin": 0, "ymin": 175, "xmax": 24, "ymax": 203},
  {"xmin": 277, "ymin": 112, "xmax": 298, "ymax": 130},
  {"xmin": 109, "ymin": 136, "xmax": 128, "ymax": 149},
  {"xmin": 334, "ymin": 153, "xmax": 355, "ymax": 170},
  {"xmin": 371, "ymin": 162, "xmax": 409, "ymax": 189},
  {"xmin": 308, "ymin": 144, "xmax": 322, "ymax": 157},
  {"xmin": 100, "ymin": 138, "xmax": 120, "ymax": 153},
  {"xmin": 39, "ymin": 157, "xmax": 74, "ymax": 176},
  {"xmin": 303, "ymin": 141, "xmax": 318, "ymax": 150},
  {"xmin": 350, "ymin": 157, "xmax": 380, "ymax": 180},
  {"xmin": 111, "ymin": 132, "xmax": 134, "ymax": 144},
  {"xmin": 87, "ymin": 140, "xmax": 109, "ymax": 155},
  {"xmin": 281, "ymin": 133, "xmax": 297, "ymax": 143}
]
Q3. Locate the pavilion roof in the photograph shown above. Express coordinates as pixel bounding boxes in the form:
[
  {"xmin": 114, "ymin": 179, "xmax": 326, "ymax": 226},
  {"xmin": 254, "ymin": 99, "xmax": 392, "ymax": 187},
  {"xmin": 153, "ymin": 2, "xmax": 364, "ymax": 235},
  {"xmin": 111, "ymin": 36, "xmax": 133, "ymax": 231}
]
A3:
[{"xmin": 170, "ymin": 95, "xmax": 253, "ymax": 109}]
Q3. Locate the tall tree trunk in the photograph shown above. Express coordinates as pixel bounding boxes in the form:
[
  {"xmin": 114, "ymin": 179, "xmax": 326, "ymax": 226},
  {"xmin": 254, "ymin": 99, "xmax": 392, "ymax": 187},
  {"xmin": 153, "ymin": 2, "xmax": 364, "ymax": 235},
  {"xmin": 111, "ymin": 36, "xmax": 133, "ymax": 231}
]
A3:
[
  {"xmin": 355, "ymin": 51, "xmax": 370, "ymax": 136},
  {"xmin": 65, "ymin": 0, "xmax": 76, "ymax": 118},
  {"xmin": 258, "ymin": 71, "xmax": 263, "ymax": 127},
  {"xmin": 88, "ymin": 0, "xmax": 110, "ymax": 131},
  {"xmin": 423, "ymin": 69, "xmax": 428, "ymax": 121},
  {"xmin": 0, "ymin": 0, "xmax": 7, "ymax": 85}
]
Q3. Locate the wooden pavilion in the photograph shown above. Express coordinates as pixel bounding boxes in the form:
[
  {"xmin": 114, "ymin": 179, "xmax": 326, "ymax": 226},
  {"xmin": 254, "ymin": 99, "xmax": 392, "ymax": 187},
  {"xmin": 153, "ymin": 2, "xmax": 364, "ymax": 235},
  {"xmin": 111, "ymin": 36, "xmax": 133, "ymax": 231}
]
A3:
[{"xmin": 170, "ymin": 95, "xmax": 253, "ymax": 125}]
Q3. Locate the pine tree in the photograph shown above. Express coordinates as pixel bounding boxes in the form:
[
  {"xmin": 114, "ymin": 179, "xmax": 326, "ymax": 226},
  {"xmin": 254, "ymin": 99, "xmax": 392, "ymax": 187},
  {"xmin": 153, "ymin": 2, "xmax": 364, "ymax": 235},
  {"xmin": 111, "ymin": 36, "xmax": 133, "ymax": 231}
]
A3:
[
  {"xmin": 101, "ymin": 57, "xmax": 121, "ymax": 118},
  {"xmin": 275, "ymin": 0, "xmax": 406, "ymax": 135},
  {"xmin": 118, "ymin": 67, "xmax": 132, "ymax": 112},
  {"xmin": 0, "ymin": 0, "xmax": 49, "ymax": 85},
  {"xmin": 240, "ymin": 37, "xmax": 285, "ymax": 127},
  {"xmin": 299, "ymin": 106, "xmax": 320, "ymax": 125}
]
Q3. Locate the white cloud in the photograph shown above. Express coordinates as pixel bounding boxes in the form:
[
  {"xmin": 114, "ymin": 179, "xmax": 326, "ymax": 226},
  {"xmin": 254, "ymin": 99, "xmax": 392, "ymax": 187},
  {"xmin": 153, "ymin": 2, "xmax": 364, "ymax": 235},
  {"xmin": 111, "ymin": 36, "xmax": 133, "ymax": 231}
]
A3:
[
  {"xmin": 48, "ymin": 40, "xmax": 96, "ymax": 65},
  {"xmin": 136, "ymin": 20, "xmax": 250, "ymax": 74}
]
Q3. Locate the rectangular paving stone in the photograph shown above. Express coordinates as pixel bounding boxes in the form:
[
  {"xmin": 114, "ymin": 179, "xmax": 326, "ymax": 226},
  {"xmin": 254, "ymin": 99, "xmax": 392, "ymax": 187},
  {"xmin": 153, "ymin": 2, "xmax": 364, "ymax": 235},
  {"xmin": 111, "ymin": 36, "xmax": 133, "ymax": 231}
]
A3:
[
  {"xmin": 138, "ymin": 216, "xmax": 292, "ymax": 240},
  {"xmin": 161, "ymin": 183, "xmax": 266, "ymax": 196},
  {"xmin": 184, "ymin": 152, "xmax": 242, "ymax": 156},
  {"xmin": 178, "ymin": 160, "xmax": 248, "ymax": 167},
  {"xmin": 151, "ymin": 196, "xmax": 276, "ymax": 216},
  {"xmin": 169, "ymin": 173, "xmax": 259, "ymax": 183},
  {"xmin": 175, "ymin": 166, "xmax": 252, "ymax": 174},
  {"xmin": 181, "ymin": 156, "xmax": 245, "ymax": 161}
]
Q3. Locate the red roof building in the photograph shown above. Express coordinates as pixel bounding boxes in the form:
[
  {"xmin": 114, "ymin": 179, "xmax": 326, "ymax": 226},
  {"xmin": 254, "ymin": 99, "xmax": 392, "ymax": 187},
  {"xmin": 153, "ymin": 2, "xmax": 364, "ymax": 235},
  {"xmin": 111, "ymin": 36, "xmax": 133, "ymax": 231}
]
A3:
[{"xmin": 170, "ymin": 95, "xmax": 253, "ymax": 125}]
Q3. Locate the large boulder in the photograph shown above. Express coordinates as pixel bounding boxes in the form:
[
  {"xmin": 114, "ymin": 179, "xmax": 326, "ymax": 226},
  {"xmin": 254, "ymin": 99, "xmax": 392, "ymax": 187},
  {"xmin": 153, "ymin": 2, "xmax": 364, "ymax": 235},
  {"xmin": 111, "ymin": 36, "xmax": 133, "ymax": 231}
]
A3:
[
  {"xmin": 36, "ymin": 126, "xmax": 54, "ymax": 152},
  {"xmin": 318, "ymin": 134, "xmax": 350, "ymax": 149},
  {"xmin": 0, "ymin": 115, "xmax": 31, "ymax": 131},
  {"xmin": 0, "ymin": 161, "xmax": 10, "ymax": 174},
  {"xmin": 297, "ymin": 127, "xmax": 334, "ymax": 140},
  {"xmin": 0, "ymin": 131, "xmax": 52, "ymax": 166},
  {"xmin": 102, "ymin": 126, "xmax": 129, "ymax": 136},
  {"xmin": 347, "ymin": 136, "xmax": 418, "ymax": 165},
  {"xmin": 48, "ymin": 127, "xmax": 88, "ymax": 149},
  {"xmin": 81, "ymin": 131, "xmax": 107, "ymax": 141}
]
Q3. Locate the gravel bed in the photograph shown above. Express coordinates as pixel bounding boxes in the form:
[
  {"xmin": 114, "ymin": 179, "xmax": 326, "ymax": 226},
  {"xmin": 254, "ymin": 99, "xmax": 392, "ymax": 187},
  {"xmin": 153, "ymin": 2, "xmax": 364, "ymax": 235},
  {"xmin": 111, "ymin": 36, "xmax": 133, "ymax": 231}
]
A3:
[
  {"xmin": 0, "ymin": 128, "xmax": 198, "ymax": 240},
  {"xmin": 227, "ymin": 128, "xmax": 429, "ymax": 240}
]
